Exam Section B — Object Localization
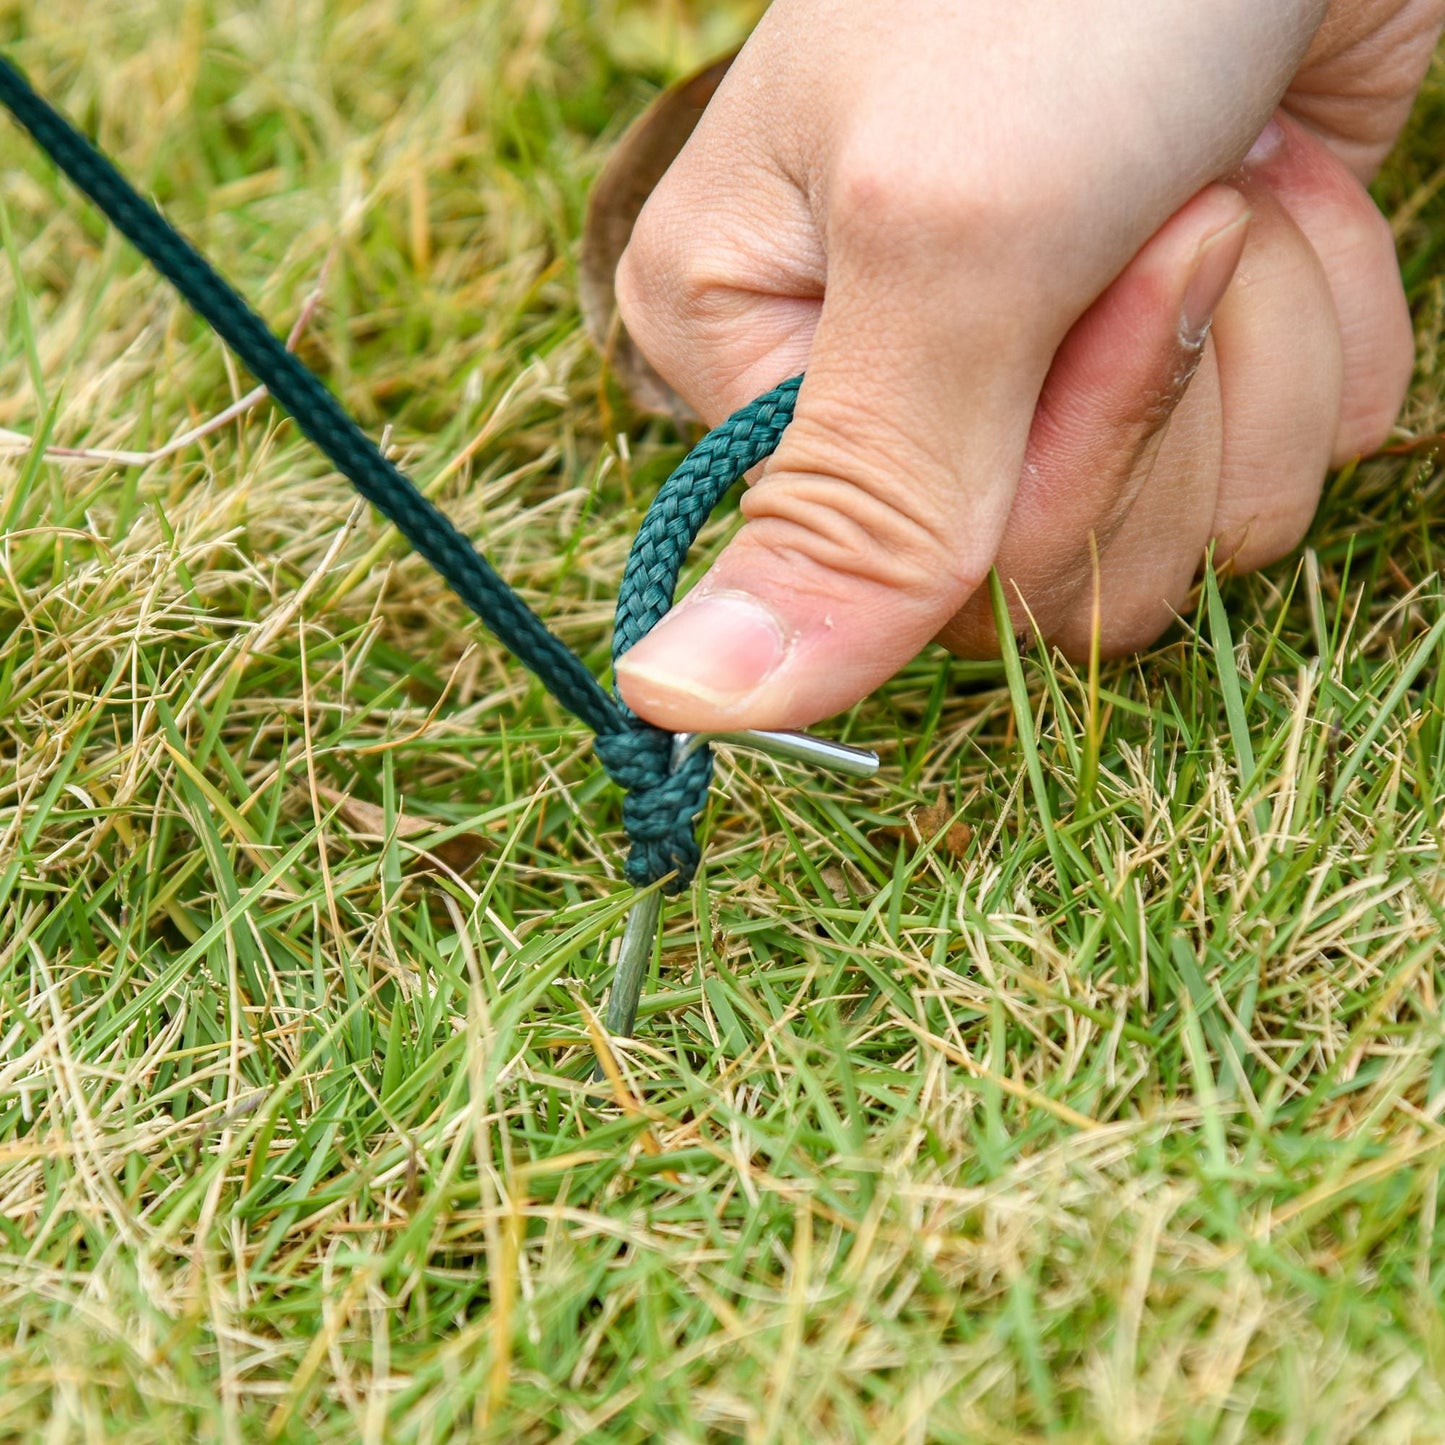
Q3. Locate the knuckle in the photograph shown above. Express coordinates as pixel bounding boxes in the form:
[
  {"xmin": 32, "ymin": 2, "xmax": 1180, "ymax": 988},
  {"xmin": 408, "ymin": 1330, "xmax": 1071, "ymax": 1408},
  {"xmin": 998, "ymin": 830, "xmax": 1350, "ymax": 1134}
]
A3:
[
  {"xmin": 1306, "ymin": 185, "xmax": 1413, "ymax": 459},
  {"xmin": 1050, "ymin": 580, "xmax": 1190, "ymax": 663},
  {"xmin": 742, "ymin": 417, "xmax": 982, "ymax": 609},
  {"xmin": 613, "ymin": 215, "xmax": 676, "ymax": 355},
  {"xmin": 615, "ymin": 211, "xmax": 744, "ymax": 360},
  {"xmin": 826, "ymin": 133, "xmax": 1035, "ymax": 265},
  {"xmin": 1335, "ymin": 312, "xmax": 1413, "ymax": 459},
  {"xmin": 741, "ymin": 477, "xmax": 945, "ymax": 598},
  {"xmin": 1330, "ymin": 188, "xmax": 1399, "ymax": 276},
  {"xmin": 1215, "ymin": 497, "xmax": 1318, "ymax": 575}
]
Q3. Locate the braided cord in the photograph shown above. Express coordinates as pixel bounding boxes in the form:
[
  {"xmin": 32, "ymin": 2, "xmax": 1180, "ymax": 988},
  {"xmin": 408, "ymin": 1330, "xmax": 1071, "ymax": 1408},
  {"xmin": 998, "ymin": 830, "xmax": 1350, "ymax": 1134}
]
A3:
[
  {"xmin": 0, "ymin": 54, "xmax": 799, "ymax": 891},
  {"xmin": 613, "ymin": 375, "xmax": 800, "ymax": 662}
]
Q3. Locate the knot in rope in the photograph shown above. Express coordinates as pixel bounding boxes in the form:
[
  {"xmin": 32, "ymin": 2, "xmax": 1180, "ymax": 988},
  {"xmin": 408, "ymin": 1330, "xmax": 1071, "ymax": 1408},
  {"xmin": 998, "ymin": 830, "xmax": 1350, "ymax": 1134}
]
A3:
[{"xmin": 592, "ymin": 726, "xmax": 712, "ymax": 889}]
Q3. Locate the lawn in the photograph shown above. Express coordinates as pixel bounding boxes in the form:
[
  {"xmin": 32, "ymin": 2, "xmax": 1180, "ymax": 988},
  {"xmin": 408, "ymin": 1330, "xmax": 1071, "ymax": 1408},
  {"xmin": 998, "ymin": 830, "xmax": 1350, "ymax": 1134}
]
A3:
[{"xmin": 2, "ymin": 2, "xmax": 1444, "ymax": 1440}]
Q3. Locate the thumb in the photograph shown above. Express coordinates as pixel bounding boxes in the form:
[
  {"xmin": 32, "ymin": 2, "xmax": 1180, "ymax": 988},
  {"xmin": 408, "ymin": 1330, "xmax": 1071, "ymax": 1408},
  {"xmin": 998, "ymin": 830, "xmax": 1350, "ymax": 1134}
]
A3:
[{"xmin": 615, "ymin": 257, "xmax": 1051, "ymax": 731}]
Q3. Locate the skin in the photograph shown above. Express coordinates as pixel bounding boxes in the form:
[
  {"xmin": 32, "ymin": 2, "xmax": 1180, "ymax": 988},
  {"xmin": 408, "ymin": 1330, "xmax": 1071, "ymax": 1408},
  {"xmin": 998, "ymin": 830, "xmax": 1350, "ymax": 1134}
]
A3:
[{"xmin": 611, "ymin": 0, "xmax": 1444, "ymax": 732}]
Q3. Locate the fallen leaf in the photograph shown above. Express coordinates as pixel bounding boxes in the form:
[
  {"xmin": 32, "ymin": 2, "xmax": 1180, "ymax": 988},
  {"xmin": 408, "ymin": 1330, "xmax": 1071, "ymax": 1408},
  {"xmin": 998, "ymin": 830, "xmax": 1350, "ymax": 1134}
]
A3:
[
  {"xmin": 314, "ymin": 785, "xmax": 487, "ymax": 877},
  {"xmin": 868, "ymin": 789, "xmax": 973, "ymax": 862},
  {"xmin": 581, "ymin": 53, "xmax": 736, "ymax": 419},
  {"xmin": 819, "ymin": 860, "xmax": 874, "ymax": 903}
]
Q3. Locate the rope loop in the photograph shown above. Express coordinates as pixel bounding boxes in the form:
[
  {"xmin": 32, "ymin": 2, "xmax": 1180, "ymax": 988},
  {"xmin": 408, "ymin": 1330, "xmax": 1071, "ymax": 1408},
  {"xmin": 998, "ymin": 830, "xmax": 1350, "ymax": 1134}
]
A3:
[
  {"xmin": 599, "ymin": 375, "xmax": 801, "ymax": 890},
  {"xmin": 592, "ymin": 726, "xmax": 711, "ymax": 888}
]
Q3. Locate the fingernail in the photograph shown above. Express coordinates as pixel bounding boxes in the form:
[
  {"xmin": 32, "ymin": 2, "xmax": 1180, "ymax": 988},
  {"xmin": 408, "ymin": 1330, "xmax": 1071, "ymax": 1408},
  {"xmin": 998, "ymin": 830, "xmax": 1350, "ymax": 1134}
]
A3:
[
  {"xmin": 1179, "ymin": 210, "xmax": 1250, "ymax": 346},
  {"xmin": 615, "ymin": 592, "xmax": 788, "ymax": 712},
  {"xmin": 1243, "ymin": 117, "xmax": 1285, "ymax": 169}
]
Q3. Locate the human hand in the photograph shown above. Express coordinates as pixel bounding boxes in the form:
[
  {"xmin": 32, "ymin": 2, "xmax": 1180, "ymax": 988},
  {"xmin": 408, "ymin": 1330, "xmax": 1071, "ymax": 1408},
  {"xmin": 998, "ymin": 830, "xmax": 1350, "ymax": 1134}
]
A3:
[{"xmin": 610, "ymin": 0, "xmax": 1442, "ymax": 730}]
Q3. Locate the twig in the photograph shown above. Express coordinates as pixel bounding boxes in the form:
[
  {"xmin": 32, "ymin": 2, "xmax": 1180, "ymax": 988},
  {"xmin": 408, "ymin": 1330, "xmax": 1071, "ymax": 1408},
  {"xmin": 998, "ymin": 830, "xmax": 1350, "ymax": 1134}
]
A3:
[
  {"xmin": 0, "ymin": 248, "xmax": 336, "ymax": 467},
  {"xmin": 1372, "ymin": 431, "xmax": 1445, "ymax": 458}
]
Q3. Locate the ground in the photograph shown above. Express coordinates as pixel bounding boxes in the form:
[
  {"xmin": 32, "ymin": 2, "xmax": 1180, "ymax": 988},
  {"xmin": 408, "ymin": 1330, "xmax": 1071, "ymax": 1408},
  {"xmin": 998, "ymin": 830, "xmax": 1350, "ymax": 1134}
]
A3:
[{"xmin": 1, "ymin": 2, "xmax": 1444, "ymax": 1441}]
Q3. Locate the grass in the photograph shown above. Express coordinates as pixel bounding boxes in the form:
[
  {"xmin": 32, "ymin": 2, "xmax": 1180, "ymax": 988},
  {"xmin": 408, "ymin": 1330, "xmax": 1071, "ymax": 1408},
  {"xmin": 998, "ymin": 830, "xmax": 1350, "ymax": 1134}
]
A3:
[{"xmin": 1, "ymin": 2, "xmax": 1444, "ymax": 1439}]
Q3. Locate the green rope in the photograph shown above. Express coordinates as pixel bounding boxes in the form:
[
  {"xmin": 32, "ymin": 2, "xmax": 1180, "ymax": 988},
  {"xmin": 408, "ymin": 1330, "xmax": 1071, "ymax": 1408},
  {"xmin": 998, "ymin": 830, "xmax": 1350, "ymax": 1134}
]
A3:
[
  {"xmin": 612, "ymin": 375, "xmax": 801, "ymax": 662},
  {"xmin": 0, "ymin": 52, "xmax": 801, "ymax": 891}
]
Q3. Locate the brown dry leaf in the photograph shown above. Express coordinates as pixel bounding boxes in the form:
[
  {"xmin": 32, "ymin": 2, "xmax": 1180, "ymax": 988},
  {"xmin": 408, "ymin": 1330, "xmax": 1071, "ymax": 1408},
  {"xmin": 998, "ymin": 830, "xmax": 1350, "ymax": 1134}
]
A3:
[
  {"xmin": 868, "ymin": 790, "xmax": 973, "ymax": 863},
  {"xmin": 819, "ymin": 860, "xmax": 874, "ymax": 903},
  {"xmin": 581, "ymin": 53, "xmax": 736, "ymax": 419},
  {"xmin": 314, "ymin": 785, "xmax": 487, "ymax": 877}
]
